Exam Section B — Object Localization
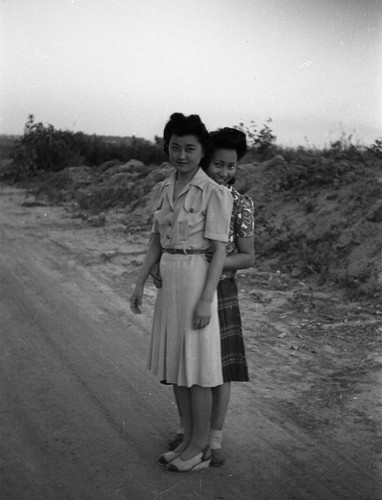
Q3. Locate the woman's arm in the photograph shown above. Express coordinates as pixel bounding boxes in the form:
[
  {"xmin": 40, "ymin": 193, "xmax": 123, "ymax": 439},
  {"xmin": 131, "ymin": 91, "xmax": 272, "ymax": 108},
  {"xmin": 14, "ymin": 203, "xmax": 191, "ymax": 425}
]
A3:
[
  {"xmin": 130, "ymin": 233, "xmax": 162, "ymax": 314},
  {"xmin": 150, "ymin": 262, "xmax": 162, "ymax": 288},
  {"xmin": 192, "ymin": 239, "xmax": 226, "ymax": 330},
  {"xmin": 223, "ymin": 235, "xmax": 255, "ymax": 271}
]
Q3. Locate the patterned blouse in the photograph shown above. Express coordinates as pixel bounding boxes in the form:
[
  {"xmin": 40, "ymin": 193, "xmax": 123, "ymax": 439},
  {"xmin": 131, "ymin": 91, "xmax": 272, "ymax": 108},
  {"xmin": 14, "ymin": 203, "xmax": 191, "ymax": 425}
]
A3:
[{"xmin": 222, "ymin": 186, "xmax": 255, "ymax": 279}]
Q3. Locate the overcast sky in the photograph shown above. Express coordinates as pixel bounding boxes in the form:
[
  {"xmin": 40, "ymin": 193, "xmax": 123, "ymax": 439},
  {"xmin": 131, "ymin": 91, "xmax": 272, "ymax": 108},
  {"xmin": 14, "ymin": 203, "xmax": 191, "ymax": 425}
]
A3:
[{"xmin": 1, "ymin": 0, "xmax": 381, "ymax": 146}]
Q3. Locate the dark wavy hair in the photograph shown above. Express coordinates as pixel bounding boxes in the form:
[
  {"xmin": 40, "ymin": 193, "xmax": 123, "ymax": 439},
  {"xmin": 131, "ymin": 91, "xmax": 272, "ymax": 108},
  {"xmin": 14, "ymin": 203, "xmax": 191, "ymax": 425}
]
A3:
[
  {"xmin": 203, "ymin": 127, "xmax": 247, "ymax": 185},
  {"xmin": 163, "ymin": 112, "xmax": 210, "ymax": 158},
  {"xmin": 208, "ymin": 127, "xmax": 247, "ymax": 161}
]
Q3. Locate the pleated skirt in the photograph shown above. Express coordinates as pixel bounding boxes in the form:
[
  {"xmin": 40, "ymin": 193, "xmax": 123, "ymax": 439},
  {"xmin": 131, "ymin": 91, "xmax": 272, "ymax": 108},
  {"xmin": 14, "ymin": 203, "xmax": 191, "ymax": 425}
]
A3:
[{"xmin": 148, "ymin": 252, "xmax": 223, "ymax": 388}]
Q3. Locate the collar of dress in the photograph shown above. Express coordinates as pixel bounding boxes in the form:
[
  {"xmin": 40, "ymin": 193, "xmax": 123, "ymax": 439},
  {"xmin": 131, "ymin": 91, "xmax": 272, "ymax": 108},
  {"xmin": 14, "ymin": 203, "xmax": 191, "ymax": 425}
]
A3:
[{"xmin": 163, "ymin": 168, "xmax": 212, "ymax": 191}]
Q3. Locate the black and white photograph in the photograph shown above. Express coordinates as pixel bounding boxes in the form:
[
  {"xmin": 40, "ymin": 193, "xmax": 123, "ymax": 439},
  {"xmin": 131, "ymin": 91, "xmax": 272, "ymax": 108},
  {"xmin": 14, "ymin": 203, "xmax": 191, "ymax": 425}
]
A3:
[{"xmin": 0, "ymin": 1, "xmax": 381, "ymax": 499}]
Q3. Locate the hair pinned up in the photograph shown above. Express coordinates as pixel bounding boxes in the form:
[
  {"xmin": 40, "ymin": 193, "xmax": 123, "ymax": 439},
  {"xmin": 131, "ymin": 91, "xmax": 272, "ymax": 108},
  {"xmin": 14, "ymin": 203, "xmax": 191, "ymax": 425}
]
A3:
[
  {"xmin": 163, "ymin": 113, "xmax": 210, "ymax": 156},
  {"xmin": 208, "ymin": 128, "xmax": 247, "ymax": 161}
]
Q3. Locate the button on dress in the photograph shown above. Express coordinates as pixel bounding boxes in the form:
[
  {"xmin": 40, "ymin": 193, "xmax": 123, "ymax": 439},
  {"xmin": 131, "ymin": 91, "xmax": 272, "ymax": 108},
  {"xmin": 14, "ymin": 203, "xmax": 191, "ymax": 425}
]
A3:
[{"xmin": 148, "ymin": 168, "xmax": 233, "ymax": 387}]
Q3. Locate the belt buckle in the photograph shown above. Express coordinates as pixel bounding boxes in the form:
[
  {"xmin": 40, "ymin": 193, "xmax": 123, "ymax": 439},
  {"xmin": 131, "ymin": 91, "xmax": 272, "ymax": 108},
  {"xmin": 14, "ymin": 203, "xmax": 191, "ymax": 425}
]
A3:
[{"xmin": 183, "ymin": 248, "xmax": 188, "ymax": 255}]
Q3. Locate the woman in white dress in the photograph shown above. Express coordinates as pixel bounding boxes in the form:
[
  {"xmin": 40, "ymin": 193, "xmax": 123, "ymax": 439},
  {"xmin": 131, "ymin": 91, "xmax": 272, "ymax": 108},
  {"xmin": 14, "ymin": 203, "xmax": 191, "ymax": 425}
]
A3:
[{"xmin": 130, "ymin": 113, "xmax": 232, "ymax": 472}]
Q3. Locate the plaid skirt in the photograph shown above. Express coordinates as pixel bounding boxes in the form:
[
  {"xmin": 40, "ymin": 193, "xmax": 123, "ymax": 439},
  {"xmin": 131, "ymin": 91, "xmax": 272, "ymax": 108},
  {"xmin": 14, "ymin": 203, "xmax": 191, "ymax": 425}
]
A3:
[{"xmin": 217, "ymin": 277, "xmax": 249, "ymax": 382}]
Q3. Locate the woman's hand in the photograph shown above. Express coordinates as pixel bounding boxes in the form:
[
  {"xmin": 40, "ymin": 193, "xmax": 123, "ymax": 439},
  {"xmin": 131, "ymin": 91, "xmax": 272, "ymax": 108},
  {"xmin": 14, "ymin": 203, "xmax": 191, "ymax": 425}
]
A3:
[
  {"xmin": 205, "ymin": 250, "xmax": 213, "ymax": 264},
  {"xmin": 192, "ymin": 300, "xmax": 212, "ymax": 330},
  {"xmin": 130, "ymin": 284, "xmax": 144, "ymax": 314},
  {"xmin": 150, "ymin": 262, "xmax": 162, "ymax": 288}
]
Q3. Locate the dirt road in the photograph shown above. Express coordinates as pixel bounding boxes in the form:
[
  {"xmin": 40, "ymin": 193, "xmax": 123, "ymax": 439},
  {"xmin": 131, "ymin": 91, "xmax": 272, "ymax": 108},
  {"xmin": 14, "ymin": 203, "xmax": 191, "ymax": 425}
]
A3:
[{"xmin": 0, "ymin": 185, "xmax": 381, "ymax": 499}]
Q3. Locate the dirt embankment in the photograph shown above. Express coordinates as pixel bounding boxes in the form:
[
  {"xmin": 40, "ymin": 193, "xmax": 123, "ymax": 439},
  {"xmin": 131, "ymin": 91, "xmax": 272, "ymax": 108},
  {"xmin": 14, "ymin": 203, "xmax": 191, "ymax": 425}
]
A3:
[
  {"xmin": 25, "ymin": 151, "xmax": 382, "ymax": 299},
  {"xmin": 237, "ymin": 153, "xmax": 382, "ymax": 296}
]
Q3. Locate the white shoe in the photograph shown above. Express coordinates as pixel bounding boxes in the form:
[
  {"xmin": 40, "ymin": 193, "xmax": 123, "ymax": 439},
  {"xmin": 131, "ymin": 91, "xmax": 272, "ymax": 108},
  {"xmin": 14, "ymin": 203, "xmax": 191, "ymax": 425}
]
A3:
[{"xmin": 166, "ymin": 446, "xmax": 211, "ymax": 472}]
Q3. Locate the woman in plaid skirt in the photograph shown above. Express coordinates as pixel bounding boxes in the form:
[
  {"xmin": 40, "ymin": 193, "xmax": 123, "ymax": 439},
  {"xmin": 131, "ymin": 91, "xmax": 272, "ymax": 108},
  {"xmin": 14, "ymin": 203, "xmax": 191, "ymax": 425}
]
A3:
[
  {"xmin": 202, "ymin": 127, "xmax": 254, "ymax": 465},
  {"xmin": 156, "ymin": 127, "xmax": 255, "ymax": 466}
]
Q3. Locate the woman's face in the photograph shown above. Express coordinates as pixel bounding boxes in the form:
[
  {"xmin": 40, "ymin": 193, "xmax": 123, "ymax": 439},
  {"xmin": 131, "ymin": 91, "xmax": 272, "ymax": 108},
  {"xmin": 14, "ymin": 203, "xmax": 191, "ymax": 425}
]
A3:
[
  {"xmin": 205, "ymin": 148, "xmax": 238, "ymax": 186},
  {"xmin": 168, "ymin": 134, "xmax": 204, "ymax": 176}
]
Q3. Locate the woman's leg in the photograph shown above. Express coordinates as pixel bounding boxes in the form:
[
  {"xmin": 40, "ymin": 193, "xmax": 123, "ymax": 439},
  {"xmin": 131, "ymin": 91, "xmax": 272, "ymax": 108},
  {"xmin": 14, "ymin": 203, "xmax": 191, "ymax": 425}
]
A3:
[
  {"xmin": 172, "ymin": 386, "xmax": 192, "ymax": 453},
  {"xmin": 159, "ymin": 385, "xmax": 191, "ymax": 464},
  {"xmin": 180, "ymin": 385, "xmax": 212, "ymax": 460},
  {"xmin": 211, "ymin": 382, "xmax": 231, "ymax": 431},
  {"xmin": 209, "ymin": 382, "xmax": 231, "ymax": 465},
  {"xmin": 173, "ymin": 385, "xmax": 183, "ymax": 429}
]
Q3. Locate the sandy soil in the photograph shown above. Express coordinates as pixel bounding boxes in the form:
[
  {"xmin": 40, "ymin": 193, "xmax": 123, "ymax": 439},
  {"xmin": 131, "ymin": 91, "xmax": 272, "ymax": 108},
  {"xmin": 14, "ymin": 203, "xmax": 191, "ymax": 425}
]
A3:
[{"xmin": 0, "ymin": 184, "xmax": 381, "ymax": 500}]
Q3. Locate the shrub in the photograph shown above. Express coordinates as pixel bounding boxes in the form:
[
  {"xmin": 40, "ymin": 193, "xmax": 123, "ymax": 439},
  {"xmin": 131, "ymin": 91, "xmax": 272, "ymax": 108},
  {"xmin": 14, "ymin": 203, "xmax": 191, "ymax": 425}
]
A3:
[
  {"xmin": 80, "ymin": 135, "xmax": 166, "ymax": 166},
  {"xmin": 235, "ymin": 118, "xmax": 276, "ymax": 160},
  {"xmin": 0, "ymin": 135, "xmax": 18, "ymax": 160},
  {"xmin": 11, "ymin": 115, "xmax": 85, "ymax": 178},
  {"xmin": 9, "ymin": 115, "xmax": 167, "ymax": 179},
  {"xmin": 367, "ymin": 138, "xmax": 382, "ymax": 159}
]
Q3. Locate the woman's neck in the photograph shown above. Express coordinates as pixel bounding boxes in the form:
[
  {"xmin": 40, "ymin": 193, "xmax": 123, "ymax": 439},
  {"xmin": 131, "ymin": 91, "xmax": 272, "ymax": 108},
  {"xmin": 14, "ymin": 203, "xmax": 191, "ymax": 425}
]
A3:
[
  {"xmin": 173, "ymin": 167, "xmax": 199, "ymax": 199},
  {"xmin": 175, "ymin": 167, "xmax": 199, "ymax": 185}
]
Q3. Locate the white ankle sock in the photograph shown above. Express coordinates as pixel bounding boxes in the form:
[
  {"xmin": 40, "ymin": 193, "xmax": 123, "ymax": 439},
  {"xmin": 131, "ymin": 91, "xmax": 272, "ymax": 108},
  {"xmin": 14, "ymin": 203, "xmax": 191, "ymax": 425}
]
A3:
[{"xmin": 208, "ymin": 429, "xmax": 223, "ymax": 449}]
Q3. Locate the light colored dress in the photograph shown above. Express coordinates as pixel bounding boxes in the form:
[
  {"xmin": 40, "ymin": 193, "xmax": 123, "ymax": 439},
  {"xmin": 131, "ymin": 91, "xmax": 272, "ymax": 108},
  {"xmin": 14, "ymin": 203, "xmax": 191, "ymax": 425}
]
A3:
[{"xmin": 148, "ymin": 168, "xmax": 233, "ymax": 387}]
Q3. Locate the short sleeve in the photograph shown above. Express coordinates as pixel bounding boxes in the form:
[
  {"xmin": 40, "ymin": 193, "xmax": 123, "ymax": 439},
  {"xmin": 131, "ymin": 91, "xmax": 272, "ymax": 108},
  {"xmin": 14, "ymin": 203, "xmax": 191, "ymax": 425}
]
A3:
[
  {"xmin": 204, "ymin": 184, "xmax": 233, "ymax": 242},
  {"xmin": 150, "ymin": 182, "xmax": 163, "ymax": 234},
  {"xmin": 235, "ymin": 195, "xmax": 255, "ymax": 238}
]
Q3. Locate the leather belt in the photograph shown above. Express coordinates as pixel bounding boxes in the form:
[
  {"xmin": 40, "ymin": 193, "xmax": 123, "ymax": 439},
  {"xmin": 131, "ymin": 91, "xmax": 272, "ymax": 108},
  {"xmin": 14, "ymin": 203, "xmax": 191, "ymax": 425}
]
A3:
[{"xmin": 162, "ymin": 248, "xmax": 209, "ymax": 255}]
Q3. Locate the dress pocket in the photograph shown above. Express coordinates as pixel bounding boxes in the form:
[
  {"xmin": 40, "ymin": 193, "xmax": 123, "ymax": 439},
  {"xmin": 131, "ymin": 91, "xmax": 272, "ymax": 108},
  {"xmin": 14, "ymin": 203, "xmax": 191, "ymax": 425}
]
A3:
[
  {"xmin": 177, "ymin": 189, "xmax": 204, "ymax": 241},
  {"xmin": 183, "ymin": 190, "xmax": 202, "ymax": 214}
]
